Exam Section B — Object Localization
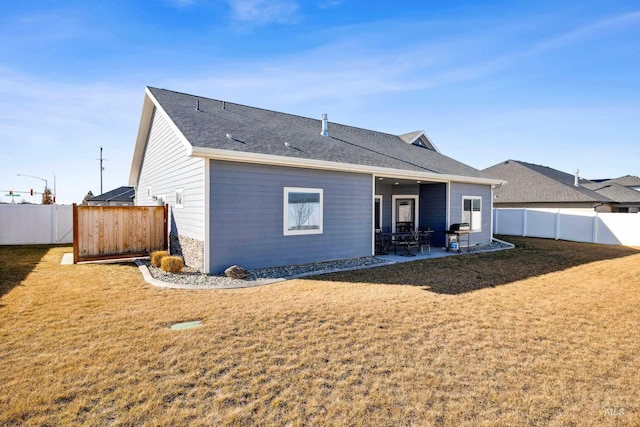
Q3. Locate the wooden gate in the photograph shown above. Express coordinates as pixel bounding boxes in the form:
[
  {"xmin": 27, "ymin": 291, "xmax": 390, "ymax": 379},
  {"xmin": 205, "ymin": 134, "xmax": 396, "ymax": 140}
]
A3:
[{"xmin": 73, "ymin": 204, "xmax": 168, "ymax": 263}]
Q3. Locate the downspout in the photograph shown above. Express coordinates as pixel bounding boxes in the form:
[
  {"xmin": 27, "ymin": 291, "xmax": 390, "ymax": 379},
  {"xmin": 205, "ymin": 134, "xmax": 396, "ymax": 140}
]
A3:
[
  {"xmin": 371, "ymin": 175, "xmax": 375, "ymax": 256},
  {"xmin": 446, "ymin": 181, "xmax": 451, "ymax": 229},
  {"xmin": 203, "ymin": 160, "xmax": 211, "ymax": 273}
]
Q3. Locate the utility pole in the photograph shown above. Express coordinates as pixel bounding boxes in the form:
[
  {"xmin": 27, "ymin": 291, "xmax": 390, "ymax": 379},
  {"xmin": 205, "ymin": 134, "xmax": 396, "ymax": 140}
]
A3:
[{"xmin": 98, "ymin": 146, "xmax": 108, "ymax": 195}]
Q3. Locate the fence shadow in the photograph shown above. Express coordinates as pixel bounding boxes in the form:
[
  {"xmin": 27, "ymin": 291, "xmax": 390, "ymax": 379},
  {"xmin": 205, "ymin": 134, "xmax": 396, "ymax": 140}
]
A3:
[
  {"xmin": 305, "ymin": 236, "xmax": 640, "ymax": 295},
  {"xmin": 0, "ymin": 245, "xmax": 51, "ymax": 300}
]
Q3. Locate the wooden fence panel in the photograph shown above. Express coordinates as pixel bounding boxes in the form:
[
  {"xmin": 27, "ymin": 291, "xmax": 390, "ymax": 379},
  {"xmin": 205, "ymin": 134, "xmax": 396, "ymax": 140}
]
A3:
[{"xmin": 73, "ymin": 204, "xmax": 168, "ymax": 263}]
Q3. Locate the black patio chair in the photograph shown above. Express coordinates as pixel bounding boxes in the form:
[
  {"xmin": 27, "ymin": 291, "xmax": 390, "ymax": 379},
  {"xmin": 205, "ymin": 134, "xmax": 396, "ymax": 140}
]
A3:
[{"xmin": 418, "ymin": 228, "xmax": 432, "ymax": 255}]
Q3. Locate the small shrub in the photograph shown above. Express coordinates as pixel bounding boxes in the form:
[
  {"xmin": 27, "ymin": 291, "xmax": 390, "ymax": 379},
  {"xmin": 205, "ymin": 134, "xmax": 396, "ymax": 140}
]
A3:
[
  {"xmin": 150, "ymin": 250, "xmax": 169, "ymax": 268},
  {"xmin": 161, "ymin": 256, "xmax": 184, "ymax": 273}
]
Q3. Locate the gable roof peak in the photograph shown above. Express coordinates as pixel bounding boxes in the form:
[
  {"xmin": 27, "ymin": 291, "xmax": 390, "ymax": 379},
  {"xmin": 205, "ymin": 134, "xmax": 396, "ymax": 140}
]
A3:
[{"xmin": 398, "ymin": 130, "xmax": 439, "ymax": 152}]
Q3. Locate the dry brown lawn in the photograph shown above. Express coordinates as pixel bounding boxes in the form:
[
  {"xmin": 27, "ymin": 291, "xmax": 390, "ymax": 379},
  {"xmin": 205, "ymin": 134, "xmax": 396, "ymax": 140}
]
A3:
[{"xmin": 0, "ymin": 237, "xmax": 639, "ymax": 426}]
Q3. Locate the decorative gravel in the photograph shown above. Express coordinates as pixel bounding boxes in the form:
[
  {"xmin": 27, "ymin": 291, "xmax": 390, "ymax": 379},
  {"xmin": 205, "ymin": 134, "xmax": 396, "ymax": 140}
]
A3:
[
  {"xmin": 140, "ymin": 240, "xmax": 513, "ymax": 289},
  {"xmin": 465, "ymin": 239, "xmax": 513, "ymax": 252},
  {"xmin": 142, "ymin": 256, "xmax": 390, "ymax": 288}
]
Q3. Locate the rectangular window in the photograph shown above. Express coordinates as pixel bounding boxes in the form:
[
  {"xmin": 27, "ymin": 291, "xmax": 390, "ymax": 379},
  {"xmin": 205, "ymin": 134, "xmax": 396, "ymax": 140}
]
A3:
[
  {"xmin": 175, "ymin": 188, "xmax": 184, "ymax": 208},
  {"xmin": 284, "ymin": 187, "xmax": 323, "ymax": 236},
  {"xmin": 463, "ymin": 196, "xmax": 482, "ymax": 231}
]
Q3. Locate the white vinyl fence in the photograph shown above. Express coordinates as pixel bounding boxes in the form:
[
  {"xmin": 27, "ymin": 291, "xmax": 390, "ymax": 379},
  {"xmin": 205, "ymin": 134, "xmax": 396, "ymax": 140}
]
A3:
[
  {"xmin": 494, "ymin": 208, "xmax": 640, "ymax": 246},
  {"xmin": 0, "ymin": 204, "xmax": 73, "ymax": 245}
]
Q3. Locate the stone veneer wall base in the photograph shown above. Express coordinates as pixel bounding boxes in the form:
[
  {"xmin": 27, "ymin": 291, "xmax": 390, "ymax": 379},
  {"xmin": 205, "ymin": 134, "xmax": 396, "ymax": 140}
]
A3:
[{"xmin": 170, "ymin": 234, "xmax": 204, "ymax": 272}]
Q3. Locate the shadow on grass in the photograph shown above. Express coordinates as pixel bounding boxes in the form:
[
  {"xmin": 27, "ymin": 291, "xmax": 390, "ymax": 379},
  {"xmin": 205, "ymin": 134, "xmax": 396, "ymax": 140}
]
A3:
[
  {"xmin": 306, "ymin": 236, "xmax": 640, "ymax": 295},
  {"xmin": 0, "ymin": 245, "xmax": 52, "ymax": 300}
]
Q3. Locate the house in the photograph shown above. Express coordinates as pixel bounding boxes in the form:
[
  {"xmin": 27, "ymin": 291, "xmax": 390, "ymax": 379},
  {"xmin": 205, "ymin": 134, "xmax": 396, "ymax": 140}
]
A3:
[
  {"xmin": 87, "ymin": 186, "xmax": 135, "ymax": 206},
  {"xmin": 129, "ymin": 87, "xmax": 503, "ymax": 274},
  {"xmin": 484, "ymin": 160, "xmax": 640, "ymax": 213},
  {"xmin": 591, "ymin": 175, "xmax": 640, "ymax": 193}
]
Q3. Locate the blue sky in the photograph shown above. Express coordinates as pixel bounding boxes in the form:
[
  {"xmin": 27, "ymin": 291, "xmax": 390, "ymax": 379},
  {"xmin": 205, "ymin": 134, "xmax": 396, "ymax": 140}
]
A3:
[{"xmin": 1, "ymin": 0, "xmax": 639, "ymax": 204}]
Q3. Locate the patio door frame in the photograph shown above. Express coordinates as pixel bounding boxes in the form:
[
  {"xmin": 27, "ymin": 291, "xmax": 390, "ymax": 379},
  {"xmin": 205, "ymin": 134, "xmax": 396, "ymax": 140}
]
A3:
[
  {"xmin": 374, "ymin": 195, "xmax": 383, "ymax": 231},
  {"xmin": 391, "ymin": 195, "xmax": 419, "ymax": 233}
]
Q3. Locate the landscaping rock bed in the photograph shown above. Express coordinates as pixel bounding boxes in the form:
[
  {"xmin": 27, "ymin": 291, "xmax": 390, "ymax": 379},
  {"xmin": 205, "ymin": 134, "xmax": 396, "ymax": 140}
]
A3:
[
  {"xmin": 142, "ymin": 256, "xmax": 390, "ymax": 288},
  {"xmin": 141, "ymin": 241, "xmax": 512, "ymax": 289}
]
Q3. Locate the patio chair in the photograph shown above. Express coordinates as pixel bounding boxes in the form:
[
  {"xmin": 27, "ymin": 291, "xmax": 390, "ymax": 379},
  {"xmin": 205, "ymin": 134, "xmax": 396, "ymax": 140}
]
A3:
[
  {"xmin": 406, "ymin": 232, "xmax": 420, "ymax": 254},
  {"xmin": 375, "ymin": 230, "xmax": 390, "ymax": 255},
  {"xmin": 418, "ymin": 229, "xmax": 432, "ymax": 255}
]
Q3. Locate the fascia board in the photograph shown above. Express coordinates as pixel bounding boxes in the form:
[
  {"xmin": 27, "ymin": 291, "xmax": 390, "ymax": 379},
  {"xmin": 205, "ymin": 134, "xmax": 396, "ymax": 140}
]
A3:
[
  {"xmin": 128, "ymin": 87, "xmax": 194, "ymax": 186},
  {"xmin": 402, "ymin": 130, "xmax": 440, "ymax": 153},
  {"xmin": 420, "ymin": 130, "xmax": 440, "ymax": 153},
  {"xmin": 128, "ymin": 92, "xmax": 155, "ymax": 186},
  {"xmin": 190, "ymin": 146, "xmax": 504, "ymax": 186}
]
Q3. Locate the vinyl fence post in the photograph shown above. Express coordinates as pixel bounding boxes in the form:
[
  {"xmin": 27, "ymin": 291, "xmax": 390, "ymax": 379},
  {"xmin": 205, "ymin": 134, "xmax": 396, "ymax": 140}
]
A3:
[
  {"xmin": 72, "ymin": 203, "xmax": 79, "ymax": 264},
  {"xmin": 593, "ymin": 212, "xmax": 598, "ymax": 244},
  {"xmin": 522, "ymin": 208, "xmax": 527, "ymax": 237},
  {"xmin": 555, "ymin": 209, "xmax": 560, "ymax": 240}
]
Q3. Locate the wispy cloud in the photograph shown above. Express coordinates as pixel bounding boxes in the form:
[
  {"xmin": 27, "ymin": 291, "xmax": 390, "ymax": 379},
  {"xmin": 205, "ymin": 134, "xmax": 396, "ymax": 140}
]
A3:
[
  {"xmin": 317, "ymin": 0, "xmax": 343, "ymax": 9},
  {"xmin": 526, "ymin": 10, "xmax": 640, "ymax": 56},
  {"xmin": 167, "ymin": 0, "xmax": 197, "ymax": 7},
  {"xmin": 225, "ymin": 0, "xmax": 299, "ymax": 24}
]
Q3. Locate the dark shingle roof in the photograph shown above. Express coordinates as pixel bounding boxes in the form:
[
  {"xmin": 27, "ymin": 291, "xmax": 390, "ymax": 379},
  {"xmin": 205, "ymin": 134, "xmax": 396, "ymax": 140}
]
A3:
[
  {"xmin": 592, "ymin": 175, "xmax": 640, "ymax": 188},
  {"xmin": 148, "ymin": 87, "xmax": 491, "ymax": 180},
  {"xmin": 89, "ymin": 186, "xmax": 135, "ymax": 202},
  {"xmin": 581, "ymin": 182, "xmax": 640, "ymax": 203},
  {"xmin": 483, "ymin": 160, "xmax": 613, "ymax": 204}
]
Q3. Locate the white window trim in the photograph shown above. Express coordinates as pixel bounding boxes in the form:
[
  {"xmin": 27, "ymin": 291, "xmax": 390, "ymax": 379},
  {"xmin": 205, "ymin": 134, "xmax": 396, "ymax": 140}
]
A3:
[
  {"xmin": 374, "ymin": 195, "xmax": 383, "ymax": 231},
  {"xmin": 391, "ymin": 195, "xmax": 419, "ymax": 233},
  {"xmin": 175, "ymin": 188, "xmax": 184, "ymax": 208},
  {"xmin": 283, "ymin": 187, "xmax": 323, "ymax": 236},
  {"xmin": 462, "ymin": 195, "xmax": 482, "ymax": 232}
]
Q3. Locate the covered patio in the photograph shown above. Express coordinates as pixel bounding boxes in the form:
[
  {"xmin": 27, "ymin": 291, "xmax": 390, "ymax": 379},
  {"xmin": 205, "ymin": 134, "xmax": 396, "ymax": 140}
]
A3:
[{"xmin": 374, "ymin": 176, "xmax": 448, "ymax": 248}]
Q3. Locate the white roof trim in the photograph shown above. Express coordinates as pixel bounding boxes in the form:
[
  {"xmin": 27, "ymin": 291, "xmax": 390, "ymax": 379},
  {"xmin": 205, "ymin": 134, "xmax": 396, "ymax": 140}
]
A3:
[
  {"xmin": 128, "ymin": 87, "xmax": 194, "ymax": 186},
  {"xmin": 190, "ymin": 146, "xmax": 504, "ymax": 186},
  {"xmin": 399, "ymin": 130, "xmax": 440, "ymax": 152}
]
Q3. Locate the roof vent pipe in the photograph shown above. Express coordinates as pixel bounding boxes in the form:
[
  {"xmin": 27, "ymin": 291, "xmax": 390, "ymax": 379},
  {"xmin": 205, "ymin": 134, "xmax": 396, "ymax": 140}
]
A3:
[
  {"xmin": 321, "ymin": 113, "xmax": 328, "ymax": 137},
  {"xmin": 195, "ymin": 100, "xmax": 201, "ymax": 111},
  {"xmin": 222, "ymin": 101, "xmax": 226, "ymax": 110},
  {"xmin": 574, "ymin": 169, "xmax": 580, "ymax": 187}
]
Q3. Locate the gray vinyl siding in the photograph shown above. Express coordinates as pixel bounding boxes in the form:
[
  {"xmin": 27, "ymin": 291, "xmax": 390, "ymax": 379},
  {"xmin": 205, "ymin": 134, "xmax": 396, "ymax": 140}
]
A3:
[
  {"xmin": 136, "ymin": 108, "xmax": 205, "ymax": 240},
  {"xmin": 419, "ymin": 183, "xmax": 447, "ymax": 246},
  {"xmin": 209, "ymin": 160, "xmax": 372, "ymax": 274},
  {"xmin": 449, "ymin": 182, "xmax": 492, "ymax": 245}
]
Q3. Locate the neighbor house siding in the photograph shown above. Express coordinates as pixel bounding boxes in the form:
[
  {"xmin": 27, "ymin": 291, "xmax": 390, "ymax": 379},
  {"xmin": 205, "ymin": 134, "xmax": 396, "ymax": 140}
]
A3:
[
  {"xmin": 208, "ymin": 160, "xmax": 372, "ymax": 274},
  {"xmin": 136, "ymin": 108, "xmax": 205, "ymax": 241},
  {"xmin": 419, "ymin": 183, "xmax": 447, "ymax": 246},
  {"xmin": 449, "ymin": 182, "xmax": 492, "ymax": 245}
]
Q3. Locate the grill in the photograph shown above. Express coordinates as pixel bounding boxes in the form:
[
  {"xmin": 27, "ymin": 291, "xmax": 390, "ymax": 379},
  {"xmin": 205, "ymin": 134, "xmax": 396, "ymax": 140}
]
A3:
[{"xmin": 443, "ymin": 222, "xmax": 470, "ymax": 253}]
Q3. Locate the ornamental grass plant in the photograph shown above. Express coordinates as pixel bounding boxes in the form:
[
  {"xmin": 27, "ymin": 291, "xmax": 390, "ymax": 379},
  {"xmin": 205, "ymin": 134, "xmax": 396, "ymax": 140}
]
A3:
[
  {"xmin": 161, "ymin": 255, "xmax": 184, "ymax": 273},
  {"xmin": 150, "ymin": 250, "xmax": 169, "ymax": 267}
]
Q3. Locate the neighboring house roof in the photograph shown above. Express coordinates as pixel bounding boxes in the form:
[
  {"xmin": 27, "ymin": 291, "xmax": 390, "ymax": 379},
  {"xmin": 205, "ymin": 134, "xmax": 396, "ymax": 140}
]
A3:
[
  {"xmin": 89, "ymin": 186, "xmax": 135, "ymax": 203},
  {"xmin": 483, "ymin": 160, "xmax": 614, "ymax": 204},
  {"xmin": 581, "ymin": 182, "xmax": 640, "ymax": 203},
  {"xmin": 130, "ymin": 87, "xmax": 501, "ymax": 186},
  {"xmin": 591, "ymin": 175, "xmax": 640, "ymax": 188}
]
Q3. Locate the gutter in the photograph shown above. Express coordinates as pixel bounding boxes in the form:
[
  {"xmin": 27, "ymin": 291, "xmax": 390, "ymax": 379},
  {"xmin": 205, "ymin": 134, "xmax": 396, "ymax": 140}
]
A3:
[{"xmin": 189, "ymin": 146, "xmax": 505, "ymax": 186}]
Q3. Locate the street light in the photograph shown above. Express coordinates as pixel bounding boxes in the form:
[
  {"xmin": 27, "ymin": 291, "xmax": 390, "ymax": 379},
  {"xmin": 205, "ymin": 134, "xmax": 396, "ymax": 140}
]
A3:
[{"xmin": 16, "ymin": 173, "xmax": 48, "ymax": 198}]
